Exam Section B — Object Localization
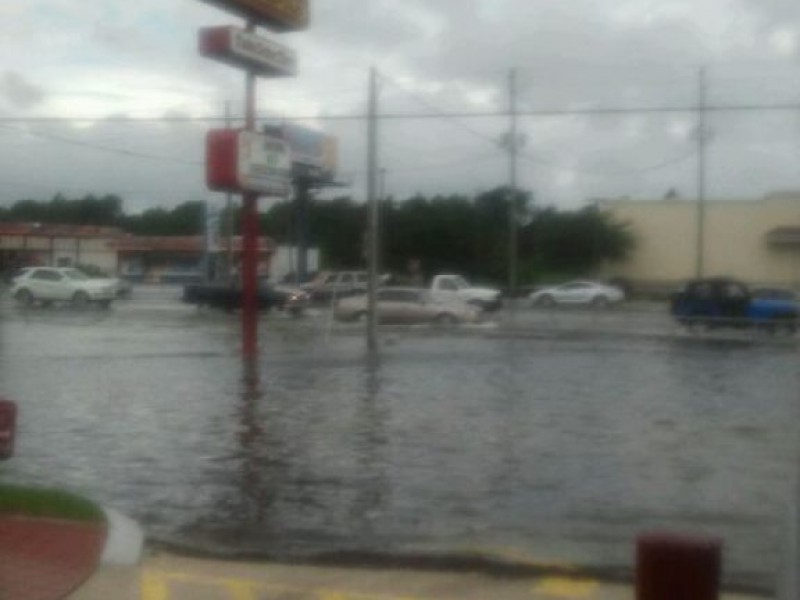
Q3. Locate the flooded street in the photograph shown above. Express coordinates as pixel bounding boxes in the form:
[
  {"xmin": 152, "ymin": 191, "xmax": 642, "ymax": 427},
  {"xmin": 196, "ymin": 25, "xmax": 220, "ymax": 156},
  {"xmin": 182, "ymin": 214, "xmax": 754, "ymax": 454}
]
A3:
[{"xmin": 1, "ymin": 286, "xmax": 798, "ymax": 590}]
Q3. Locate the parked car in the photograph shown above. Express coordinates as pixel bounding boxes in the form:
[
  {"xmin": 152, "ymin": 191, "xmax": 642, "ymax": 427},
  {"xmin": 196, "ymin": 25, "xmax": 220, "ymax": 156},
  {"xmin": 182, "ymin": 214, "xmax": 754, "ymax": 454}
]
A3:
[
  {"xmin": 670, "ymin": 278, "xmax": 799, "ymax": 332},
  {"xmin": 529, "ymin": 280, "xmax": 625, "ymax": 308},
  {"xmin": 76, "ymin": 265, "xmax": 132, "ymax": 298},
  {"xmin": 302, "ymin": 270, "xmax": 367, "ymax": 301},
  {"xmin": 183, "ymin": 280, "xmax": 309, "ymax": 316},
  {"xmin": 334, "ymin": 287, "xmax": 480, "ymax": 325},
  {"xmin": 303, "ymin": 270, "xmax": 391, "ymax": 302},
  {"xmin": 11, "ymin": 267, "xmax": 117, "ymax": 308},
  {"xmin": 429, "ymin": 274, "xmax": 503, "ymax": 311}
]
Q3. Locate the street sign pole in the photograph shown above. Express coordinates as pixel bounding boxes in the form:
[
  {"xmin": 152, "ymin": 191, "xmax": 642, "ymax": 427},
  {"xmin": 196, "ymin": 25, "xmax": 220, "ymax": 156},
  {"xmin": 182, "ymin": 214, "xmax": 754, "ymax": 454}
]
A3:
[
  {"xmin": 242, "ymin": 20, "xmax": 259, "ymax": 359},
  {"xmin": 199, "ymin": 0, "xmax": 307, "ymax": 359}
]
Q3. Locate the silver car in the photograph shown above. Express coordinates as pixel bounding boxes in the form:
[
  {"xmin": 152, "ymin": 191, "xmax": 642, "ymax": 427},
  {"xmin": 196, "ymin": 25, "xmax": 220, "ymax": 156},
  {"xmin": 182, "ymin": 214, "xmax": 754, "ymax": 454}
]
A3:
[
  {"xmin": 11, "ymin": 267, "xmax": 117, "ymax": 308},
  {"xmin": 529, "ymin": 280, "xmax": 625, "ymax": 309},
  {"xmin": 334, "ymin": 287, "xmax": 480, "ymax": 325}
]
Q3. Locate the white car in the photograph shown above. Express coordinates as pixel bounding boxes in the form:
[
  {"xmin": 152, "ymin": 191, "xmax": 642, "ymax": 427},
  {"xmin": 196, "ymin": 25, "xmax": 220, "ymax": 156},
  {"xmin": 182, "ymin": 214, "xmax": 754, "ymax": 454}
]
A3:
[
  {"xmin": 334, "ymin": 287, "xmax": 480, "ymax": 325},
  {"xmin": 11, "ymin": 267, "xmax": 117, "ymax": 308},
  {"xmin": 529, "ymin": 280, "xmax": 625, "ymax": 309}
]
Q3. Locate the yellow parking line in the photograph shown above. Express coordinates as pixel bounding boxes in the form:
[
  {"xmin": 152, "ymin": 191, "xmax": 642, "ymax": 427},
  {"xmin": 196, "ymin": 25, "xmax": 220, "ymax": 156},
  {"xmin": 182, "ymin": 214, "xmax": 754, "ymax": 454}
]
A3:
[
  {"xmin": 227, "ymin": 580, "xmax": 258, "ymax": 600},
  {"xmin": 533, "ymin": 577, "xmax": 599, "ymax": 598},
  {"xmin": 142, "ymin": 569, "xmax": 430, "ymax": 600},
  {"xmin": 140, "ymin": 571, "xmax": 170, "ymax": 600},
  {"xmin": 317, "ymin": 593, "xmax": 351, "ymax": 600}
]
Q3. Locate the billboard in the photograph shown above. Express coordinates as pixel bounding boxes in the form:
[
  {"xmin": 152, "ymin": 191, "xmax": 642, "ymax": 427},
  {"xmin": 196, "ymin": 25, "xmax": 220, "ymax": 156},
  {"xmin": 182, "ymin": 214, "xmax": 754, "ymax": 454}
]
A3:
[
  {"xmin": 199, "ymin": 26, "xmax": 297, "ymax": 77},
  {"xmin": 199, "ymin": 0, "xmax": 309, "ymax": 32},
  {"xmin": 207, "ymin": 129, "xmax": 291, "ymax": 196},
  {"xmin": 265, "ymin": 124, "xmax": 338, "ymax": 182}
]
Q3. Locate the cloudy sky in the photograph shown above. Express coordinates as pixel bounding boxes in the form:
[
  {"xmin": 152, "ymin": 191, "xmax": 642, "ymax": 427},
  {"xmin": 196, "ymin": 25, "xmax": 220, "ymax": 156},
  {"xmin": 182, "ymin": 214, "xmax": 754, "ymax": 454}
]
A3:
[{"xmin": 0, "ymin": 0, "xmax": 799, "ymax": 213}]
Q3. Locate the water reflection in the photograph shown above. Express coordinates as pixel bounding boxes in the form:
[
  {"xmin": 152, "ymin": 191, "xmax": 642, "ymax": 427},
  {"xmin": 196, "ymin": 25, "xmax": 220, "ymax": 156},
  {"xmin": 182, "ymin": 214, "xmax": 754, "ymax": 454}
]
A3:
[
  {"xmin": 350, "ymin": 353, "xmax": 391, "ymax": 534},
  {"xmin": 238, "ymin": 358, "xmax": 269, "ymax": 526}
]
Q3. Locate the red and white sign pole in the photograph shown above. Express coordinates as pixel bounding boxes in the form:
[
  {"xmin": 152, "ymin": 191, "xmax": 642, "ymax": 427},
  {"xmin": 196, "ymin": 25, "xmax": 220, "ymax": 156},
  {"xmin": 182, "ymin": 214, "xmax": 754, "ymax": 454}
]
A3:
[
  {"xmin": 199, "ymin": 0, "xmax": 306, "ymax": 359},
  {"xmin": 241, "ymin": 20, "xmax": 259, "ymax": 358}
]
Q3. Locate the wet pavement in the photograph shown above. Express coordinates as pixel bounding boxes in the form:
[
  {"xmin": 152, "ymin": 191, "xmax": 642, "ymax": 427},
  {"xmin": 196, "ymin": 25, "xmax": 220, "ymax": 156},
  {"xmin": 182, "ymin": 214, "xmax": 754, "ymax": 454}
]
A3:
[{"xmin": 1, "ymin": 285, "xmax": 798, "ymax": 592}]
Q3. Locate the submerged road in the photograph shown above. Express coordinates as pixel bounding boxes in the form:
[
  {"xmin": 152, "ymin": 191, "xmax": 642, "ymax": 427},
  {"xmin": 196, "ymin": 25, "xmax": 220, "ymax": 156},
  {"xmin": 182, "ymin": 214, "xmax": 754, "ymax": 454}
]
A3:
[{"xmin": 1, "ymin": 285, "xmax": 797, "ymax": 592}]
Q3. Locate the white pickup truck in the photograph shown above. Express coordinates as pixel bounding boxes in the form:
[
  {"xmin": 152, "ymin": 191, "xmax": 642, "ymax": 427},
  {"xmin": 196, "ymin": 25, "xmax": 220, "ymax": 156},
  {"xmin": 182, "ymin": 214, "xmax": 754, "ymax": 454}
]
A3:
[{"xmin": 429, "ymin": 274, "xmax": 502, "ymax": 311}]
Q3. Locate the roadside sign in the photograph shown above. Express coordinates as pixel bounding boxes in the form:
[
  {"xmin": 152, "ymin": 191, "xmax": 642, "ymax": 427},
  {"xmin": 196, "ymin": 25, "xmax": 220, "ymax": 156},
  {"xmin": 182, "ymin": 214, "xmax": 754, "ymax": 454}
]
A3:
[
  {"xmin": 264, "ymin": 123, "xmax": 338, "ymax": 181},
  {"xmin": 199, "ymin": 0, "xmax": 309, "ymax": 32},
  {"xmin": 207, "ymin": 129, "xmax": 291, "ymax": 196},
  {"xmin": 199, "ymin": 26, "xmax": 297, "ymax": 77}
]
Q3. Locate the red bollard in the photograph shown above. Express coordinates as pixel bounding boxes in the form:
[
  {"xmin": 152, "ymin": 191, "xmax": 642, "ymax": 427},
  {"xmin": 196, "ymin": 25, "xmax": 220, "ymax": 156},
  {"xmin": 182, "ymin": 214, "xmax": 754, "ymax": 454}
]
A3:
[
  {"xmin": 0, "ymin": 398, "xmax": 17, "ymax": 460},
  {"xmin": 637, "ymin": 532, "xmax": 722, "ymax": 600}
]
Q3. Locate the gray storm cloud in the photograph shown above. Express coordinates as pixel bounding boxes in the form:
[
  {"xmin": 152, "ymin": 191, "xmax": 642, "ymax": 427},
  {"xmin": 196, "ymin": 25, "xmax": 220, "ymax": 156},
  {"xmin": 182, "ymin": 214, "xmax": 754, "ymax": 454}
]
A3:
[{"xmin": 1, "ymin": 71, "xmax": 45, "ymax": 109}]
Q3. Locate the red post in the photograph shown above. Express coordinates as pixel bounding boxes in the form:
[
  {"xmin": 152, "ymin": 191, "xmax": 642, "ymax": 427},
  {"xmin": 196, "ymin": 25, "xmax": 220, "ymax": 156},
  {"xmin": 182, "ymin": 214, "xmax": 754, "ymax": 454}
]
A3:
[
  {"xmin": 242, "ymin": 192, "xmax": 259, "ymax": 358},
  {"xmin": 0, "ymin": 398, "xmax": 18, "ymax": 460},
  {"xmin": 241, "ymin": 19, "xmax": 259, "ymax": 359},
  {"xmin": 636, "ymin": 532, "xmax": 722, "ymax": 600}
]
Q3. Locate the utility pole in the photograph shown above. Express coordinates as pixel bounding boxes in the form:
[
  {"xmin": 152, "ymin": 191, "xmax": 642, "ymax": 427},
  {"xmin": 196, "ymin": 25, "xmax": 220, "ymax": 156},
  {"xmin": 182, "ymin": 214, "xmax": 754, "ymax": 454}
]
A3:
[
  {"xmin": 366, "ymin": 68, "xmax": 380, "ymax": 352},
  {"xmin": 224, "ymin": 101, "xmax": 234, "ymax": 283},
  {"xmin": 241, "ymin": 19, "xmax": 259, "ymax": 359},
  {"xmin": 695, "ymin": 67, "xmax": 707, "ymax": 279},
  {"xmin": 508, "ymin": 68, "xmax": 519, "ymax": 300}
]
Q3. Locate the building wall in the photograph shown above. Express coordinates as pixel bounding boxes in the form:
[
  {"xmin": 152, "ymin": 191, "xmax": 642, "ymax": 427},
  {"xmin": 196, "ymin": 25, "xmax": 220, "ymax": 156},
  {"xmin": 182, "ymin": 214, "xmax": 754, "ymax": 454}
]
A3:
[
  {"xmin": 269, "ymin": 245, "xmax": 320, "ymax": 281},
  {"xmin": 0, "ymin": 234, "xmax": 119, "ymax": 273},
  {"xmin": 601, "ymin": 195, "xmax": 800, "ymax": 289}
]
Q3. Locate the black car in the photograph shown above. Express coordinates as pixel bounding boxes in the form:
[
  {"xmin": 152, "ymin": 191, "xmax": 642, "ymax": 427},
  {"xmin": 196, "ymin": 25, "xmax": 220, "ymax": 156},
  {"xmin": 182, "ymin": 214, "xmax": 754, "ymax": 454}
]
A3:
[{"xmin": 183, "ymin": 280, "xmax": 309, "ymax": 315}]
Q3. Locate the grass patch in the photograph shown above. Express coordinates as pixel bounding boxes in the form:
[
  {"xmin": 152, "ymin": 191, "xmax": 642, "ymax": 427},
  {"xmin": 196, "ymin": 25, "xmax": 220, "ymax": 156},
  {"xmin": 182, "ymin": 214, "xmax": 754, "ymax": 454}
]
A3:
[{"xmin": 0, "ymin": 484, "xmax": 105, "ymax": 523}]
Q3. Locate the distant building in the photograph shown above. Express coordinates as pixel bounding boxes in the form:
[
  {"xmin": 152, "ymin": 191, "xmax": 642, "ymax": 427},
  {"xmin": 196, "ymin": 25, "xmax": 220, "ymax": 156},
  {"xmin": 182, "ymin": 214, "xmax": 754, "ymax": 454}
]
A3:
[
  {"xmin": 599, "ymin": 191, "xmax": 800, "ymax": 291},
  {"xmin": 0, "ymin": 223, "xmax": 275, "ymax": 283},
  {"xmin": 0, "ymin": 223, "xmax": 121, "ymax": 274}
]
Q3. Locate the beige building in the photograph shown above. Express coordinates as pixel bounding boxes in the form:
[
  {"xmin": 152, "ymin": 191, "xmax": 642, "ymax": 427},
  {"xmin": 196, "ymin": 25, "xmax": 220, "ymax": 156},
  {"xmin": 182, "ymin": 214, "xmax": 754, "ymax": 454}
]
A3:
[{"xmin": 599, "ymin": 192, "xmax": 800, "ymax": 291}]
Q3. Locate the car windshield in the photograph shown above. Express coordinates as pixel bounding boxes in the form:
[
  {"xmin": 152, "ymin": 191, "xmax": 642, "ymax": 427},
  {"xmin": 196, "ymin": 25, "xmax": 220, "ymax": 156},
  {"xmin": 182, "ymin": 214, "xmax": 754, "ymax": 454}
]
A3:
[{"xmin": 62, "ymin": 269, "xmax": 89, "ymax": 281}]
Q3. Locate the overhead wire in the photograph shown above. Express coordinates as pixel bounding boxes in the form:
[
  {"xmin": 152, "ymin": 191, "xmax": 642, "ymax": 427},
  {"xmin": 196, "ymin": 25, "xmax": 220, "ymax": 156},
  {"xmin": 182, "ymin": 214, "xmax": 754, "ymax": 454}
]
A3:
[
  {"xmin": 521, "ymin": 147, "xmax": 697, "ymax": 177},
  {"xmin": 0, "ymin": 124, "xmax": 203, "ymax": 167}
]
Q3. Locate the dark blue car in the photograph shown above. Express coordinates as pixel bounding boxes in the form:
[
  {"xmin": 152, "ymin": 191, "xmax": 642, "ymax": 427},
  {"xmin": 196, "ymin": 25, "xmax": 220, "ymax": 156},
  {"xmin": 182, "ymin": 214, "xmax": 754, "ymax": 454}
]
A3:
[{"xmin": 670, "ymin": 278, "xmax": 798, "ymax": 333}]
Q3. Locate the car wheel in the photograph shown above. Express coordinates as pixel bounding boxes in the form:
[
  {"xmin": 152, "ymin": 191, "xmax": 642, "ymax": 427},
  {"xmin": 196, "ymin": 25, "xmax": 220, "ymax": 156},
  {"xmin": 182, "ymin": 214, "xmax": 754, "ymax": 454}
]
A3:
[
  {"xmin": 434, "ymin": 313, "xmax": 458, "ymax": 326},
  {"xmin": 536, "ymin": 295, "xmax": 555, "ymax": 308},
  {"xmin": 592, "ymin": 296, "xmax": 610, "ymax": 309},
  {"xmin": 72, "ymin": 291, "xmax": 90, "ymax": 308},
  {"xmin": 15, "ymin": 288, "xmax": 33, "ymax": 307},
  {"xmin": 98, "ymin": 300, "xmax": 112, "ymax": 310}
]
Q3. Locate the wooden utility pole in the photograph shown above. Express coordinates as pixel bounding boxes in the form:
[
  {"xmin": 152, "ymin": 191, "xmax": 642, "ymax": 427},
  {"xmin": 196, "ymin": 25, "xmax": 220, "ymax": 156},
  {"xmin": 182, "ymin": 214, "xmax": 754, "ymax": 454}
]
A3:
[
  {"xmin": 508, "ymin": 68, "xmax": 519, "ymax": 299},
  {"xmin": 696, "ymin": 67, "xmax": 708, "ymax": 279},
  {"xmin": 366, "ymin": 68, "xmax": 380, "ymax": 352}
]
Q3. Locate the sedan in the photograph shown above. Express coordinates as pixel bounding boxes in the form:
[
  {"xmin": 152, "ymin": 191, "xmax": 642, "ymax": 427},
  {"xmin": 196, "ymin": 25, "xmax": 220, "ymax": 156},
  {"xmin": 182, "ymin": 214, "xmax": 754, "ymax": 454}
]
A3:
[
  {"xmin": 529, "ymin": 280, "xmax": 625, "ymax": 308},
  {"xmin": 11, "ymin": 267, "xmax": 117, "ymax": 308},
  {"xmin": 334, "ymin": 287, "xmax": 480, "ymax": 325}
]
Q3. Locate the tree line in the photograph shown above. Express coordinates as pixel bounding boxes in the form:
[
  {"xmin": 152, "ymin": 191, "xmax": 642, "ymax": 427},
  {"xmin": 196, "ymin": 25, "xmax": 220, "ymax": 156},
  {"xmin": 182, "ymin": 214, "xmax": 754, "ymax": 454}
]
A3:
[{"xmin": 0, "ymin": 189, "xmax": 635, "ymax": 285}]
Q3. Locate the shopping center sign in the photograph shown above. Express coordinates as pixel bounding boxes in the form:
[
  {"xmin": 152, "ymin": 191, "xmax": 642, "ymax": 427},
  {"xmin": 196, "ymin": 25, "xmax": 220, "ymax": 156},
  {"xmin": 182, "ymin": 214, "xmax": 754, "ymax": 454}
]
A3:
[
  {"xmin": 200, "ymin": 0, "xmax": 308, "ymax": 32},
  {"xmin": 207, "ymin": 130, "xmax": 292, "ymax": 196},
  {"xmin": 199, "ymin": 26, "xmax": 297, "ymax": 77}
]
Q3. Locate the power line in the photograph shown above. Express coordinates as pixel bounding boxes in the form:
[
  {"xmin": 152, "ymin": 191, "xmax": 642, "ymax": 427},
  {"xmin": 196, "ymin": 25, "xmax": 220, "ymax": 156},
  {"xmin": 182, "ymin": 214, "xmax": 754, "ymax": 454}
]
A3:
[
  {"xmin": 0, "ymin": 124, "xmax": 202, "ymax": 167},
  {"xmin": 382, "ymin": 77, "xmax": 501, "ymax": 146},
  {"xmin": 2, "ymin": 102, "xmax": 800, "ymax": 124},
  {"xmin": 521, "ymin": 147, "xmax": 697, "ymax": 177}
]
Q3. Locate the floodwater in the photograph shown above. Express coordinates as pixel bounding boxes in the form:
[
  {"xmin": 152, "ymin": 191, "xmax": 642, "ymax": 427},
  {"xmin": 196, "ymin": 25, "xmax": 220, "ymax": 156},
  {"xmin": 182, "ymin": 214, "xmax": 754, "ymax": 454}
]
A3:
[{"xmin": 1, "ymin": 287, "xmax": 798, "ymax": 590}]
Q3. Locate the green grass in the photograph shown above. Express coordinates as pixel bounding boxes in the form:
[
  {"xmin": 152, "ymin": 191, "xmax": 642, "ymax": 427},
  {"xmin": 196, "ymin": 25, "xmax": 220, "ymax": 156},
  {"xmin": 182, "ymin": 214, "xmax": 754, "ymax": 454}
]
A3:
[{"xmin": 0, "ymin": 484, "xmax": 105, "ymax": 523}]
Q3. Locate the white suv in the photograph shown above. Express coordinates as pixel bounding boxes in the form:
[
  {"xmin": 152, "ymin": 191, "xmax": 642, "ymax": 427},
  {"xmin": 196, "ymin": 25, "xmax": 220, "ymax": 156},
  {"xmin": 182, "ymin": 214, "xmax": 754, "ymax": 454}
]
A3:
[{"xmin": 11, "ymin": 267, "xmax": 117, "ymax": 308}]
